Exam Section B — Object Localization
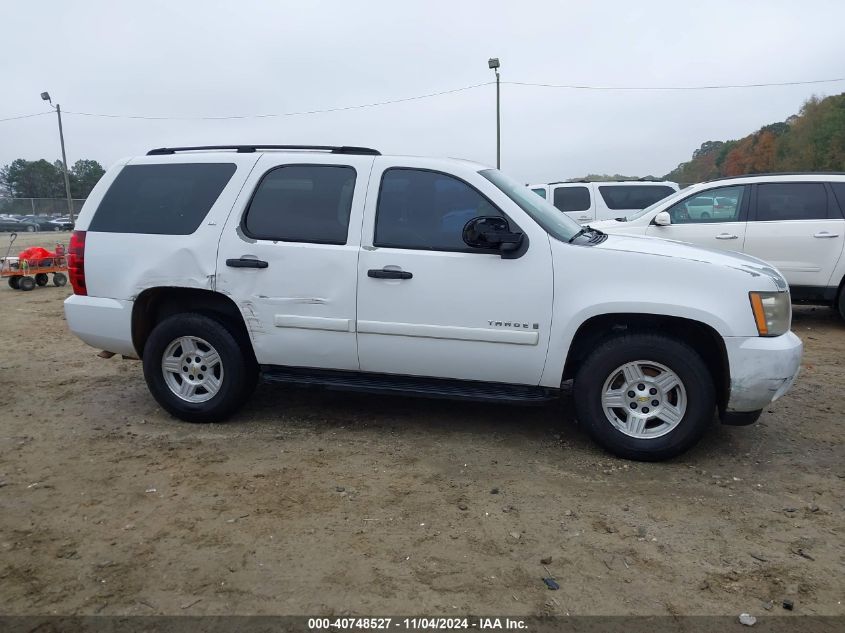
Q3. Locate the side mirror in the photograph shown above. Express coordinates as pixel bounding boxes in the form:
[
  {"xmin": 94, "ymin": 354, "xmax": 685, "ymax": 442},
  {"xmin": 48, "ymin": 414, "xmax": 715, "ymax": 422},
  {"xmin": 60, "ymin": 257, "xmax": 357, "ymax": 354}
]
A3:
[
  {"xmin": 462, "ymin": 216, "xmax": 524, "ymax": 254},
  {"xmin": 653, "ymin": 211, "xmax": 671, "ymax": 226}
]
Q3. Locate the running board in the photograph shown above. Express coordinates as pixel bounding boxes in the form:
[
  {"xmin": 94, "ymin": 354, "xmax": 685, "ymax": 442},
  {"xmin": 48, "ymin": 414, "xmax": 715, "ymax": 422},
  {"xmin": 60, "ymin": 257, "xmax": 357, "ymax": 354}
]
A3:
[{"xmin": 260, "ymin": 366, "xmax": 558, "ymax": 405}]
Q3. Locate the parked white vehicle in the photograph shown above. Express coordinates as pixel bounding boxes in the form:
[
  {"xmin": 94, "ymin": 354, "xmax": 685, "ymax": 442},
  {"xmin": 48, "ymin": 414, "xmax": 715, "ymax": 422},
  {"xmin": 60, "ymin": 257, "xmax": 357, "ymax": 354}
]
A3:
[
  {"xmin": 528, "ymin": 180, "xmax": 679, "ymax": 224},
  {"xmin": 64, "ymin": 146, "xmax": 801, "ymax": 460},
  {"xmin": 591, "ymin": 173, "xmax": 845, "ymax": 318}
]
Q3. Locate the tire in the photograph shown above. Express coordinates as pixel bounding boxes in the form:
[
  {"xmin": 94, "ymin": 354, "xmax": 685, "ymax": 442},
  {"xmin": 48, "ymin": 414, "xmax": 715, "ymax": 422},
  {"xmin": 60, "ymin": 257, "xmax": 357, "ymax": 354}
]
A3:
[
  {"xmin": 838, "ymin": 286, "xmax": 845, "ymax": 321},
  {"xmin": 18, "ymin": 276, "xmax": 35, "ymax": 291},
  {"xmin": 35, "ymin": 273, "xmax": 48, "ymax": 286},
  {"xmin": 53, "ymin": 226, "xmax": 61, "ymax": 232},
  {"xmin": 142, "ymin": 313, "xmax": 257, "ymax": 423},
  {"xmin": 573, "ymin": 333, "xmax": 715, "ymax": 461},
  {"xmin": 700, "ymin": 212, "xmax": 710, "ymax": 219},
  {"xmin": 53, "ymin": 272, "xmax": 67, "ymax": 287},
  {"xmin": 8, "ymin": 276, "xmax": 20, "ymax": 289},
  {"xmin": 25, "ymin": 225, "xmax": 35, "ymax": 233}
]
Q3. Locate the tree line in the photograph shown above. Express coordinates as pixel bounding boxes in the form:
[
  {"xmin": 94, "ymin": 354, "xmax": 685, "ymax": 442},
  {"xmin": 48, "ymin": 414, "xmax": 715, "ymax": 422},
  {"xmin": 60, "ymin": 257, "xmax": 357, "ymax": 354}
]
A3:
[
  {"xmin": 666, "ymin": 92, "xmax": 845, "ymax": 184},
  {"xmin": 0, "ymin": 158, "xmax": 106, "ymax": 200}
]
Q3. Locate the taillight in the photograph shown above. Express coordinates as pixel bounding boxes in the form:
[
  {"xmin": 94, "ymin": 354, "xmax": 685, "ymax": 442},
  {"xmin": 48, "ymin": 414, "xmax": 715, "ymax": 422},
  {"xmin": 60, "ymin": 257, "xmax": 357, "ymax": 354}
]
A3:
[{"xmin": 68, "ymin": 230, "xmax": 87, "ymax": 295}]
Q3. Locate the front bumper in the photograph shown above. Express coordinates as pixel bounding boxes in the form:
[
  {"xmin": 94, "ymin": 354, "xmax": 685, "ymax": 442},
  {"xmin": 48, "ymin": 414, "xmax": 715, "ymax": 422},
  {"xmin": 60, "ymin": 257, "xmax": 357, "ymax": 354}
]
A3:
[
  {"xmin": 64, "ymin": 294, "xmax": 136, "ymax": 357},
  {"xmin": 723, "ymin": 331, "xmax": 802, "ymax": 413}
]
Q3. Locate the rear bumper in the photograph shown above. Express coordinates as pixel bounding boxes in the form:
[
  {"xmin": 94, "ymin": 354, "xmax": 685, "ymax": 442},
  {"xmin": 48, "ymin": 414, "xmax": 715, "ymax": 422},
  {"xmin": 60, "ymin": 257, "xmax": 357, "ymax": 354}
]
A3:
[
  {"xmin": 64, "ymin": 294, "xmax": 136, "ymax": 357},
  {"xmin": 723, "ymin": 331, "xmax": 802, "ymax": 414}
]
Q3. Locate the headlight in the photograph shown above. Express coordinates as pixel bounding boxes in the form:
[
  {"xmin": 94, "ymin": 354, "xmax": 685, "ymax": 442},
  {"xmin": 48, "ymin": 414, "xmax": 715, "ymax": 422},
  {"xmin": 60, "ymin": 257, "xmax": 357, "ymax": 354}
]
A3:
[{"xmin": 749, "ymin": 291, "xmax": 791, "ymax": 337}]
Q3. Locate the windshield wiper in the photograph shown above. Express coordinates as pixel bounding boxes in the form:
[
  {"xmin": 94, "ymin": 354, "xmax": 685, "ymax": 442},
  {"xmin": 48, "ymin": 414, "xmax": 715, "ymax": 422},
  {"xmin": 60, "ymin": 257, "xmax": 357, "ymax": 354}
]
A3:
[{"xmin": 568, "ymin": 226, "xmax": 590, "ymax": 242}]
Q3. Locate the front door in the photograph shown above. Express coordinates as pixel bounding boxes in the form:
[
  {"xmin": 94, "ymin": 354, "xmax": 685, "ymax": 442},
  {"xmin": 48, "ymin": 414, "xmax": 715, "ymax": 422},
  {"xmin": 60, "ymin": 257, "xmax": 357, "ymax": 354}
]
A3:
[
  {"xmin": 216, "ymin": 154, "xmax": 375, "ymax": 370},
  {"xmin": 356, "ymin": 163, "xmax": 554, "ymax": 385},
  {"xmin": 646, "ymin": 184, "xmax": 749, "ymax": 251}
]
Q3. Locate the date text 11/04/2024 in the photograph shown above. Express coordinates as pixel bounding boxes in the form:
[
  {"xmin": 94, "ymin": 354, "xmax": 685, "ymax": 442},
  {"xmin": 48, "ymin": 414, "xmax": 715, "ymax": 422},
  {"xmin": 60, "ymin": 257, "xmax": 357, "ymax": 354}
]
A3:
[{"xmin": 307, "ymin": 618, "xmax": 528, "ymax": 630}]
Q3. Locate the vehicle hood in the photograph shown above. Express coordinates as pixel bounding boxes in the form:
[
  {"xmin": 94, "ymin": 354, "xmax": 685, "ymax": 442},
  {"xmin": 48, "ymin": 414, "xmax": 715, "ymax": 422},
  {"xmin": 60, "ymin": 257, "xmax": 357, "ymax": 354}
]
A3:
[
  {"xmin": 591, "ymin": 218, "xmax": 644, "ymax": 229},
  {"xmin": 593, "ymin": 233, "xmax": 788, "ymax": 290}
]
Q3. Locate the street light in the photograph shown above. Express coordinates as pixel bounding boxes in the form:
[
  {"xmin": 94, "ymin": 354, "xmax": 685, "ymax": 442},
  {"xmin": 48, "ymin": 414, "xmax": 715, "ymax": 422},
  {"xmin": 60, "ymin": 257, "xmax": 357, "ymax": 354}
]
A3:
[
  {"xmin": 40, "ymin": 91, "xmax": 75, "ymax": 222},
  {"xmin": 488, "ymin": 57, "xmax": 501, "ymax": 169}
]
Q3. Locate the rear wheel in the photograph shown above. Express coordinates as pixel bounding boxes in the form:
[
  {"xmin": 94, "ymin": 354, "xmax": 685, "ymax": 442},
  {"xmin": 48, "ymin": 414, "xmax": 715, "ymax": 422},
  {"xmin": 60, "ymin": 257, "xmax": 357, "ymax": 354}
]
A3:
[
  {"xmin": 35, "ymin": 273, "xmax": 48, "ymax": 286},
  {"xmin": 25, "ymin": 225, "xmax": 35, "ymax": 232},
  {"xmin": 573, "ymin": 333, "xmax": 715, "ymax": 461},
  {"xmin": 53, "ymin": 272, "xmax": 67, "ymax": 287},
  {"xmin": 837, "ymin": 285, "xmax": 845, "ymax": 320},
  {"xmin": 143, "ymin": 313, "xmax": 257, "ymax": 423},
  {"xmin": 18, "ymin": 276, "xmax": 35, "ymax": 291},
  {"xmin": 8, "ymin": 276, "xmax": 21, "ymax": 289}
]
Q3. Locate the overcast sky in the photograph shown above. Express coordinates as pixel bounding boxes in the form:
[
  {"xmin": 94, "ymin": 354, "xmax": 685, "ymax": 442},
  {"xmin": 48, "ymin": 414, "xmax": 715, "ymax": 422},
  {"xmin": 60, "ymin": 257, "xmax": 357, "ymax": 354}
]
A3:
[{"xmin": 1, "ymin": 0, "xmax": 844, "ymax": 184}]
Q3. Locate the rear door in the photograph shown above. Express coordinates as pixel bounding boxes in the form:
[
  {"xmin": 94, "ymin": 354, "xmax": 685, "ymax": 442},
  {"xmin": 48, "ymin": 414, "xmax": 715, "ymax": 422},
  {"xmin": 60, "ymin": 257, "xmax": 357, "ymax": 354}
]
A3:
[
  {"xmin": 550, "ymin": 183, "xmax": 594, "ymax": 223},
  {"xmin": 743, "ymin": 182, "xmax": 845, "ymax": 288},
  {"xmin": 216, "ymin": 153, "xmax": 375, "ymax": 370},
  {"xmin": 646, "ymin": 184, "xmax": 749, "ymax": 251}
]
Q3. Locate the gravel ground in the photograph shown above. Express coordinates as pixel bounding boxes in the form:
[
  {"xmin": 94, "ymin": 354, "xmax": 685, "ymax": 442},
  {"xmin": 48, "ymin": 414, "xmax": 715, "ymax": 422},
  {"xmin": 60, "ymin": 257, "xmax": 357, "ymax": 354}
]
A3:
[{"xmin": 0, "ymin": 231, "xmax": 843, "ymax": 617}]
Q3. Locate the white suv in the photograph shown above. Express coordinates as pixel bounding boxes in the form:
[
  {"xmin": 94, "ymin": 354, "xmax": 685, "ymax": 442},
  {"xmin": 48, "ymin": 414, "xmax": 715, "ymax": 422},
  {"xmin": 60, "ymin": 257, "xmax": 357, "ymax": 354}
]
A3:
[
  {"xmin": 592, "ymin": 174, "xmax": 845, "ymax": 318},
  {"xmin": 528, "ymin": 180, "xmax": 679, "ymax": 224},
  {"xmin": 64, "ymin": 145, "xmax": 802, "ymax": 461}
]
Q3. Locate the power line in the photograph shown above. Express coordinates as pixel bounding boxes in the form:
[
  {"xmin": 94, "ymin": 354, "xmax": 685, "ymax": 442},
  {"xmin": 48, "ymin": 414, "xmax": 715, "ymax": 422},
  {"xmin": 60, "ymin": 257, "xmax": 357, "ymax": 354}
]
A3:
[
  {"xmin": 61, "ymin": 82, "xmax": 494, "ymax": 121},
  {"xmin": 504, "ymin": 77, "xmax": 845, "ymax": 91},
  {"xmin": 1, "ymin": 76, "xmax": 843, "ymax": 124},
  {"xmin": 0, "ymin": 111, "xmax": 52, "ymax": 123}
]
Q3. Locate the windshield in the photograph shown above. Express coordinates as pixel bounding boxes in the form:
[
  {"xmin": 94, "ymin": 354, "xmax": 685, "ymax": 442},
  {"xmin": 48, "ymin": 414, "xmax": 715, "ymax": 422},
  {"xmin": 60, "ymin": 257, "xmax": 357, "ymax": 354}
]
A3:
[
  {"xmin": 624, "ymin": 187, "xmax": 688, "ymax": 221},
  {"xmin": 479, "ymin": 169, "xmax": 581, "ymax": 242}
]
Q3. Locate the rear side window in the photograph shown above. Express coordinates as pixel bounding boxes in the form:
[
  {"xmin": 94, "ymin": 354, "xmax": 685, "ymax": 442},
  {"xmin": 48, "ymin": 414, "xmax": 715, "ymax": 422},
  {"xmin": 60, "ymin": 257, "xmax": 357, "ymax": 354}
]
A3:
[
  {"xmin": 755, "ymin": 183, "xmax": 827, "ymax": 221},
  {"xmin": 89, "ymin": 163, "xmax": 236, "ymax": 234},
  {"xmin": 553, "ymin": 186, "xmax": 591, "ymax": 212},
  {"xmin": 531, "ymin": 187, "xmax": 546, "ymax": 199},
  {"xmin": 827, "ymin": 183, "xmax": 845, "ymax": 218},
  {"xmin": 242, "ymin": 165, "xmax": 356, "ymax": 244},
  {"xmin": 598, "ymin": 185, "xmax": 675, "ymax": 210}
]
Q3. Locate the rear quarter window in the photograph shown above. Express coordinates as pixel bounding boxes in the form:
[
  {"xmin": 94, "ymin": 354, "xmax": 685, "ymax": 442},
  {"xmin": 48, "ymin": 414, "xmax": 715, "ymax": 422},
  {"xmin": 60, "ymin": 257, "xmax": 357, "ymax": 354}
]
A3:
[
  {"xmin": 88, "ymin": 163, "xmax": 237, "ymax": 234},
  {"xmin": 598, "ymin": 185, "xmax": 676, "ymax": 210}
]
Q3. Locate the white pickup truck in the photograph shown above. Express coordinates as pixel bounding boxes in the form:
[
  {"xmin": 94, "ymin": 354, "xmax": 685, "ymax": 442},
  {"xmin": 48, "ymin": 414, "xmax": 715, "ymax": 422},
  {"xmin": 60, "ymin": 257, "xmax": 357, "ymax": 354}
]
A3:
[{"xmin": 64, "ymin": 145, "xmax": 802, "ymax": 460}]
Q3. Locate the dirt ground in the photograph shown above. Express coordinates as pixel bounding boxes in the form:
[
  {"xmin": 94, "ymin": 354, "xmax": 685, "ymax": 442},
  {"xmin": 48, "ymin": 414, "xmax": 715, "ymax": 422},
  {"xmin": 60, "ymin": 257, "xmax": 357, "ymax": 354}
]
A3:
[{"xmin": 1, "ymin": 231, "xmax": 843, "ymax": 617}]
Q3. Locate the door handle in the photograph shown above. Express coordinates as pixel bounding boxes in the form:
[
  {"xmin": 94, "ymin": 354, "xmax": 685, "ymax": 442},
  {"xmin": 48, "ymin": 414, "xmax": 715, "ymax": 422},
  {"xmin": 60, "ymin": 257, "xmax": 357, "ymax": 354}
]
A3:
[
  {"xmin": 578, "ymin": 216, "xmax": 591, "ymax": 221},
  {"xmin": 813, "ymin": 231, "xmax": 840, "ymax": 238},
  {"xmin": 226, "ymin": 257, "xmax": 269, "ymax": 269},
  {"xmin": 368, "ymin": 268, "xmax": 412, "ymax": 280},
  {"xmin": 715, "ymin": 233, "xmax": 738, "ymax": 240}
]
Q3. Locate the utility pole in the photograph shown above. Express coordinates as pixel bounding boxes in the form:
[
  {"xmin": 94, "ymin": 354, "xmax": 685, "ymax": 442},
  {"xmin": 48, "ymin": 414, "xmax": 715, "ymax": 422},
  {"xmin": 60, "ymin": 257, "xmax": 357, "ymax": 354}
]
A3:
[
  {"xmin": 41, "ymin": 92, "xmax": 75, "ymax": 222},
  {"xmin": 488, "ymin": 58, "xmax": 501, "ymax": 169}
]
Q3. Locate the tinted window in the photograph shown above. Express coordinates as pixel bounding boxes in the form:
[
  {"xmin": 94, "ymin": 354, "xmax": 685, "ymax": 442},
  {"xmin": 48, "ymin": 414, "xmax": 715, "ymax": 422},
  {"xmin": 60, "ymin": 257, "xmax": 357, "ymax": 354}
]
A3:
[
  {"xmin": 666, "ymin": 185, "xmax": 745, "ymax": 224},
  {"xmin": 90, "ymin": 163, "xmax": 236, "ymax": 234},
  {"xmin": 243, "ymin": 165, "xmax": 356, "ymax": 244},
  {"xmin": 531, "ymin": 188, "xmax": 547, "ymax": 199},
  {"xmin": 598, "ymin": 185, "xmax": 675, "ymax": 210},
  {"xmin": 553, "ymin": 186, "xmax": 591, "ymax": 212},
  {"xmin": 831, "ymin": 183, "xmax": 845, "ymax": 217},
  {"xmin": 375, "ymin": 169, "xmax": 502, "ymax": 251},
  {"xmin": 756, "ymin": 183, "xmax": 828, "ymax": 221}
]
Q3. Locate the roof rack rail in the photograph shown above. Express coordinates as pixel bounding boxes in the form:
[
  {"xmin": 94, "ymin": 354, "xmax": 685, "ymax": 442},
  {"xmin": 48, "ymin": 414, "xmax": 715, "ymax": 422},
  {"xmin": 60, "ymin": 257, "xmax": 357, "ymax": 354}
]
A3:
[
  {"xmin": 704, "ymin": 171, "xmax": 845, "ymax": 183},
  {"xmin": 146, "ymin": 145, "xmax": 381, "ymax": 156}
]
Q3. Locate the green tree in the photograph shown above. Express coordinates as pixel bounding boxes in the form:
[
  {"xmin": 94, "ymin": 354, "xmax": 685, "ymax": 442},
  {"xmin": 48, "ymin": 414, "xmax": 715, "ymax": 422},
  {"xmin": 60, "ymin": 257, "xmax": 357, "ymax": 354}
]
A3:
[
  {"xmin": 0, "ymin": 157, "xmax": 106, "ymax": 199},
  {"xmin": 0, "ymin": 159, "xmax": 64, "ymax": 198},
  {"xmin": 70, "ymin": 159, "xmax": 106, "ymax": 198}
]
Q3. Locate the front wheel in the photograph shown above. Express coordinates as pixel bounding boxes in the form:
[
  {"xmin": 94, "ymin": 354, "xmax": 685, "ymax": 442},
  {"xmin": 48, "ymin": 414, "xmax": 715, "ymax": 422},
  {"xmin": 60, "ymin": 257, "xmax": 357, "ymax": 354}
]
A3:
[
  {"xmin": 35, "ymin": 273, "xmax": 49, "ymax": 286},
  {"xmin": 142, "ymin": 313, "xmax": 257, "ymax": 423},
  {"xmin": 573, "ymin": 333, "xmax": 715, "ymax": 461}
]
